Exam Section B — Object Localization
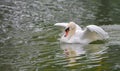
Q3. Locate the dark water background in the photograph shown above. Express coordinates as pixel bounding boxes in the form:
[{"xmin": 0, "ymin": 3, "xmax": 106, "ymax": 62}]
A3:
[{"xmin": 0, "ymin": 0, "xmax": 120, "ymax": 71}]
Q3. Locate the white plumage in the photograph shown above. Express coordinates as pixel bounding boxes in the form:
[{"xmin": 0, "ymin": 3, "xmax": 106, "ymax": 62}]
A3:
[{"xmin": 54, "ymin": 22, "xmax": 109, "ymax": 44}]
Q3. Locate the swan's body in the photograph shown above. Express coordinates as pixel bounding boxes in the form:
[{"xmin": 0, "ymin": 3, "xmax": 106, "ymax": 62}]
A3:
[{"xmin": 54, "ymin": 22, "xmax": 109, "ymax": 44}]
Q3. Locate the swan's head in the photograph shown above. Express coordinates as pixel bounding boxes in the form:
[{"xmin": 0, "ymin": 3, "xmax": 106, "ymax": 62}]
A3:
[{"xmin": 64, "ymin": 22, "xmax": 76, "ymax": 37}]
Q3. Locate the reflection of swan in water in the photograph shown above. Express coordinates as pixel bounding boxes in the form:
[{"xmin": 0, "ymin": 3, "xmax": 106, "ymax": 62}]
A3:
[
  {"xmin": 60, "ymin": 44, "xmax": 86, "ymax": 63},
  {"xmin": 60, "ymin": 43, "xmax": 108, "ymax": 67}
]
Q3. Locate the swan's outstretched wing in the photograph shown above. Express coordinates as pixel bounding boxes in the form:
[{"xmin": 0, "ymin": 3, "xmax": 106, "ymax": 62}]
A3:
[
  {"xmin": 82, "ymin": 25, "xmax": 109, "ymax": 41},
  {"xmin": 54, "ymin": 23, "xmax": 68, "ymax": 28},
  {"xmin": 54, "ymin": 22, "xmax": 82, "ymax": 30}
]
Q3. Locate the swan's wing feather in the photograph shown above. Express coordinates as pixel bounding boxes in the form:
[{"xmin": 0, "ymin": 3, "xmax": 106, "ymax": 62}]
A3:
[
  {"xmin": 83, "ymin": 25, "xmax": 109, "ymax": 40},
  {"xmin": 54, "ymin": 23, "xmax": 68, "ymax": 28},
  {"xmin": 54, "ymin": 22, "xmax": 82, "ymax": 30}
]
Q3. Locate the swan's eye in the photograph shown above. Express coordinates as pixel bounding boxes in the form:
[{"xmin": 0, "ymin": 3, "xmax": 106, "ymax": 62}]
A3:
[{"xmin": 65, "ymin": 27, "xmax": 70, "ymax": 32}]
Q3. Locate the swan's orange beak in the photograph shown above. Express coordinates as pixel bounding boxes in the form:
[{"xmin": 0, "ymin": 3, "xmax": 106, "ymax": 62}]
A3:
[
  {"xmin": 65, "ymin": 31, "xmax": 69, "ymax": 37},
  {"xmin": 64, "ymin": 27, "xmax": 69, "ymax": 37}
]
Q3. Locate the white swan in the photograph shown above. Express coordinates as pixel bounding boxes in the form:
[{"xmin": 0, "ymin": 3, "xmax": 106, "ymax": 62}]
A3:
[{"xmin": 54, "ymin": 22, "xmax": 109, "ymax": 44}]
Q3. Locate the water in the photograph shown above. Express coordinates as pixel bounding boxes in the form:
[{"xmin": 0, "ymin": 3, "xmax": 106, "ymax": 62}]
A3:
[{"xmin": 0, "ymin": 0, "xmax": 120, "ymax": 71}]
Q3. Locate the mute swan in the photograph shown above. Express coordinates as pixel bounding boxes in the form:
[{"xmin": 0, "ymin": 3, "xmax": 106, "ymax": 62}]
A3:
[{"xmin": 54, "ymin": 22, "xmax": 109, "ymax": 44}]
